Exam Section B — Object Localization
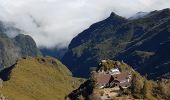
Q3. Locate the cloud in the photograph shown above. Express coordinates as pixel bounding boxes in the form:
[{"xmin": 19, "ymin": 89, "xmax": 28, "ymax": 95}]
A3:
[{"xmin": 0, "ymin": 0, "xmax": 170, "ymax": 48}]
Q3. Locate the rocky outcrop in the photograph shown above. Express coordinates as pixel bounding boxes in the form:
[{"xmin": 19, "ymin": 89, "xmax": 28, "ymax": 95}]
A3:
[
  {"xmin": 14, "ymin": 34, "xmax": 41, "ymax": 57},
  {"xmin": 0, "ymin": 33, "xmax": 21, "ymax": 70},
  {"xmin": 0, "ymin": 78, "xmax": 3, "ymax": 88},
  {"xmin": 0, "ymin": 22, "xmax": 41, "ymax": 70},
  {"xmin": 0, "ymin": 94, "xmax": 5, "ymax": 100}
]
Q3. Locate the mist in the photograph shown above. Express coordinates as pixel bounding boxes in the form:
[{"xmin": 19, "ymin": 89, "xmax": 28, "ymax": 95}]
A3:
[{"xmin": 0, "ymin": 0, "xmax": 170, "ymax": 48}]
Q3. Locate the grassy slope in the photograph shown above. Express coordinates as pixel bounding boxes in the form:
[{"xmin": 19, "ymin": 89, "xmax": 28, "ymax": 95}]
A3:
[{"xmin": 0, "ymin": 57, "xmax": 83, "ymax": 100}]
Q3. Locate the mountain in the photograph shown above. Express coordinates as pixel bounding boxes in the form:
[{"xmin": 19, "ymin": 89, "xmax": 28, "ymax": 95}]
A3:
[
  {"xmin": 40, "ymin": 47, "xmax": 67, "ymax": 60},
  {"xmin": 62, "ymin": 8, "xmax": 170, "ymax": 79},
  {"xmin": 0, "ymin": 21, "xmax": 41, "ymax": 70},
  {"xmin": 129, "ymin": 12, "xmax": 149, "ymax": 20},
  {"xmin": 116, "ymin": 8, "xmax": 170, "ymax": 79},
  {"xmin": 0, "ymin": 57, "xmax": 83, "ymax": 100},
  {"xmin": 0, "ymin": 32, "xmax": 21, "ymax": 70},
  {"xmin": 62, "ymin": 12, "xmax": 128, "ymax": 77},
  {"xmin": 14, "ymin": 34, "xmax": 41, "ymax": 57}
]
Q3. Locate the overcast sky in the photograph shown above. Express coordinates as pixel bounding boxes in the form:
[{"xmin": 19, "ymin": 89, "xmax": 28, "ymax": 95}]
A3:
[{"xmin": 0, "ymin": 0, "xmax": 170, "ymax": 48}]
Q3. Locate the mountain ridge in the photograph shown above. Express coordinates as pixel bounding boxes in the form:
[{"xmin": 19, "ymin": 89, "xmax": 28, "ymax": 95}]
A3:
[
  {"xmin": 0, "ymin": 21, "xmax": 41, "ymax": 70},
  {"xmin": 62, "ymin": 8, "xmax": 170, "ymax": 79}
]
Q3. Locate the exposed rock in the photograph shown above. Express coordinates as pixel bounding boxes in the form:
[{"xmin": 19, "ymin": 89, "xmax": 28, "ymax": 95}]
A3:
[
  {"xmin": 0, "ymin": 78, "xmax": 3, "ymax": 88},
  {"xmin": 0, "ymin": 94, "xmax": 5, "ymax": 100},
  {"xmin": 0, "ymin": 23, "xmax": 41, "ymax": 70}
]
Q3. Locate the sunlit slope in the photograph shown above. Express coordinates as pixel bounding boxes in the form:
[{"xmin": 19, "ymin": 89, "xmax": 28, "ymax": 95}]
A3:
[{"xmin": 0, "ymin": 57, "xmax": 82, "ymax": 100}]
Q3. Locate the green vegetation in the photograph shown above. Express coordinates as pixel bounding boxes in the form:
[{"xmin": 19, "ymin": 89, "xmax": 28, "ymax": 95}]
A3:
[
  {"xmin": 67, "ymin": 79, "xmax": 96, "ymax": 100},
  {"xmin": 130, "ymin": 69, "xmax": 170, "ymax": 100},
  {"xmin": 99, "ymin": 60, "xmax": 170, "ymax": 99},
  {"xmin": 62, "ymin": 8, "xmax": 170, "ymax": 79},
  {"xmin": 68, "ymin": 59, "xmax": 170, "ymax": 100},
  {"xmin": 99, "ymin": 60, "xmax": 132, "ymax": 72},
  {"xmin": 155, "ymin": 79, "xmax": 170, "ymax": 99},
  {"xmin": 0, "ymin": 57, "xmax": 83, "ymax": 100},
  {"xmin": 131, "ymin": 73, "xmax": 157, "ymax": 99}
]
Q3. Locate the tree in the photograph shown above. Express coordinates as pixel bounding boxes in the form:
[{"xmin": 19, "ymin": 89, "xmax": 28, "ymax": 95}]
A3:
[
  {"xmin": 131, "ymin": 73, "xmax": 144, "ymax": 98},
  {"xmin": 142, "ymin": 79, "xmax": 155, "ymax": 100}
]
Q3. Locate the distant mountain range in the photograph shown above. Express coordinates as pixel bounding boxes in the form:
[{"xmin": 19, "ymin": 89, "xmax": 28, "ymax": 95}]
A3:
[
  {"xmin": 0, "ymin": 21, "xmax": 41, "ymax": 70},
  {"xmin": 62, "ymin": 8, "xmax": 170, "ymax": 79},
  {"xmin": 40, "ymin": 47, "xmax": 67, "ymax": 60}
]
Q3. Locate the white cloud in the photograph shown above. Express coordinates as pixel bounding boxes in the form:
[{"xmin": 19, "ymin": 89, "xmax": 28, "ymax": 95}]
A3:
[{"xmin": 0, "ymin": 0, "xmax": 169, "ymax": 48}]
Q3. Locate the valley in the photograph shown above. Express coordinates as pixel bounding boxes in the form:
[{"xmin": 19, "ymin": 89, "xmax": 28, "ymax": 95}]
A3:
[{"xmin": 0, "ymin": 8, "xmax": 170, "ymax": 100}]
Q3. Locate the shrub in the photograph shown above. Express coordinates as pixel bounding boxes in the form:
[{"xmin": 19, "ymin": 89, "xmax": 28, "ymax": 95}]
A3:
[
  {"xmin": 122, "ymin": 89, "xmax": 130, "ymax": 95},
  {"xmin": 142, "ymin": 79, "xmax": 156, "ymax": 100}
]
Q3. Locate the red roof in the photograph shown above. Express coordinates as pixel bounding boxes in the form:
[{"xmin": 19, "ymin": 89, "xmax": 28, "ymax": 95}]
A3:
[
  {"xmin": 92, "ymin": 71, "xmax": 131, "ymax": 87},
  {"xmin": 94, "ymin": 73, "xmax": 112, "ymax": 85},
  {"xmin": 112, "ymin": 72, "xmax": 130, "ymax": 82}
]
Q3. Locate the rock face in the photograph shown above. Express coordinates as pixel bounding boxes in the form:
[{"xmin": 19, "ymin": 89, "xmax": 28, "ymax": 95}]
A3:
[
  {"xmin": 62, "ymin": 8, "xmax": 170, "ymax": 79},
  {"xmin": 0, "ymin": 33, "xmax": 21, "ymax": 70},
  {"xmin": 0, "ymin": 21, "xmax": 41, "ymax": 70},
  {"xmin": 14, "ymin": 34, "xmax": 41, "ymax": 57}
]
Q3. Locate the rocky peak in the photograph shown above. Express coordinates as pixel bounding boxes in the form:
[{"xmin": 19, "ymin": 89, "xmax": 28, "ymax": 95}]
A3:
[
  {"xmin": 68, "ymin": 12, "xmax": 127, "ymax": 49},
  {"xmin": 0, "ymin": 23, "xmax": 41, "ymax": 70},
  {"xmin": 109, "ymin": 12, "xmax": 117, "ymax": 17},
  {"xmin": 107, "ymin": 12, "xmax": 127, "ymax": 22},
  {"xmin": 14, "ymin": 34, "xmax": 41, "ymax": 57}
]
